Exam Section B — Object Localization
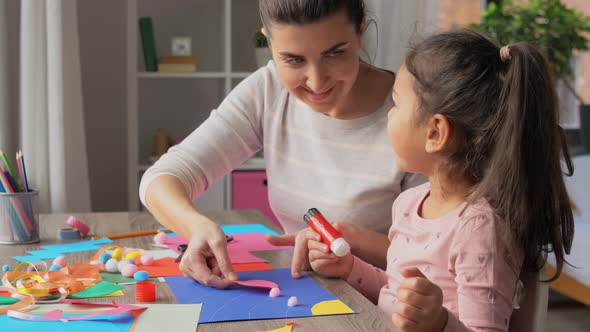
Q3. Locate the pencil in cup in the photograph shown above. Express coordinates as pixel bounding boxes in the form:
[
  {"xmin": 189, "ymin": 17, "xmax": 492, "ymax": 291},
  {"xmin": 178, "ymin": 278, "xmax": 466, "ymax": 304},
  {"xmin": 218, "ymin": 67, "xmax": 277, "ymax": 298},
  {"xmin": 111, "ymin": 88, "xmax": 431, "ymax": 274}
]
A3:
[{"xmin": 0, "ymin": 191, "xmax": 40, "ymax": 244}]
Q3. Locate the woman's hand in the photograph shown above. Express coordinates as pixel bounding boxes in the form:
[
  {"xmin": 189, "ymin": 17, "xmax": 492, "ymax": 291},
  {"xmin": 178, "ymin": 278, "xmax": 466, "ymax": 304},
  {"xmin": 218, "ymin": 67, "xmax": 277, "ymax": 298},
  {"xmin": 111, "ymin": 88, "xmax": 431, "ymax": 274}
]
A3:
[
  {"xmin": 307, "ymin": 227, "xmax": 354, "ymax": 279},
  {"xmin": 392, "ymin": 267, "xmax": 448, "ymax": 332},
  {"xmin": 178, "ymin": 220, "xmax": 237, "ymax": 288}
]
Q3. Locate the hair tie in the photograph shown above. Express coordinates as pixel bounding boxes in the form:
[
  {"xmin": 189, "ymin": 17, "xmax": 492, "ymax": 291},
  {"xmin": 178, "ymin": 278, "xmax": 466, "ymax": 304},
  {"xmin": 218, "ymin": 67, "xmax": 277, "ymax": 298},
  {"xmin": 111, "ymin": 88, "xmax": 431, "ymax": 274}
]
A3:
[{"xmin": 500, "ymin": 45, "xmax": 511, "ymax": 62}]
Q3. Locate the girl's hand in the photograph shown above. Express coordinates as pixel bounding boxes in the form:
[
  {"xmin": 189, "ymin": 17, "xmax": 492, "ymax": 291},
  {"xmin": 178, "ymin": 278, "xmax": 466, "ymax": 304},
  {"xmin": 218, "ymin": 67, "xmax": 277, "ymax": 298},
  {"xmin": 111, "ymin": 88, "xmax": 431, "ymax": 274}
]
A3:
[
  {"xmin": 179, "ymin": 220, "xmax": 237, "ymax": 288},
  {"xmin": 307, "ymin": 227, "xmax": 354, "ymax": 279},
  {"xmin": 392, "ymin": 267, "xmax": 448, "ymax": 332},
  {"xmin": 266, "ymin": 232, "xmax": 311, "ymax": 278}
]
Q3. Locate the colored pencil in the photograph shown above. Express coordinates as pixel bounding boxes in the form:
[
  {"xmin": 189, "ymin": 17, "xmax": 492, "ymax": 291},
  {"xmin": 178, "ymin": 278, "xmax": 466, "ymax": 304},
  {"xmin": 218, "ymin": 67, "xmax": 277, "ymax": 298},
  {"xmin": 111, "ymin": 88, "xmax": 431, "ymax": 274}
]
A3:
[
  {"xmin": 17, "ymin": 150, "xmax": 30, "ymax": 192},
  {"xmin": 0, "ymin": 150, "xmax": 22, "ymax": 192},
  {"xmin": 94, "ymin": 228, "xmax": 173, "ymax": 240},
  {"xmin": 0, "ymin": 170, "xmax": 34, "ymax": 232},
  {"xmin": 0, "ymin": 171, "xmax": 30, "ymax": 239}
]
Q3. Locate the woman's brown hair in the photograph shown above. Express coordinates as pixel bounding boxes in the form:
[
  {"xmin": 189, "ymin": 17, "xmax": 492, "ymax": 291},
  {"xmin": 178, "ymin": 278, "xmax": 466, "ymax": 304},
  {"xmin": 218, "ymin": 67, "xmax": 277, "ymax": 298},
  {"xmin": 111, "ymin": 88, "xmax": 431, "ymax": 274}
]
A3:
[
  {"xmin": 259, "ymin": 0, "xmax": 365, "ymax": 36},
  {"xmin": 405, "ymin": 30, "xmax": 574, "ymax": 281}
]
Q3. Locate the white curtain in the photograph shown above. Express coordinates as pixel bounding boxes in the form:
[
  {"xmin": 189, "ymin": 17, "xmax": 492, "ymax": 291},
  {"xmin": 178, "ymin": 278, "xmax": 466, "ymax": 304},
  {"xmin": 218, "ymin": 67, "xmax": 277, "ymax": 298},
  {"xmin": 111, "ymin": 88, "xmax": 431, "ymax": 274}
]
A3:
[
  {"xmin": 0, "ymin": 0, "xmax": 91, "ymax": 213},
  {"xmin": 364, "ymin": 0, "xmax": 440, "ymax": 71}
]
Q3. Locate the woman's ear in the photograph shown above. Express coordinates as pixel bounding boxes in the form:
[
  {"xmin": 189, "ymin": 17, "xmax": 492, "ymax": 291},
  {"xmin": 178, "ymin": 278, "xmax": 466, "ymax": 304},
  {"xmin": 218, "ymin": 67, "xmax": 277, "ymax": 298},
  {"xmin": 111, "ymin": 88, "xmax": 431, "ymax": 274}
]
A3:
[
  {"xmin": 424, "ymin": 114, "xmax": 453, "ymax": 154},
  {"xmin": 261, "ymin": 27, "xmax": 268, "ymax": 38}
]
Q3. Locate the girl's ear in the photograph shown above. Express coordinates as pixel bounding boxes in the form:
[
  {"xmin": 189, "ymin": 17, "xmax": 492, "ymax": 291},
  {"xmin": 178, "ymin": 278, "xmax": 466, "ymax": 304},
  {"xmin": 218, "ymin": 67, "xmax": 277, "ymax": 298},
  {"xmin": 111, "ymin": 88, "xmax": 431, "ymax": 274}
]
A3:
[
  {"xmin": 424, "ymin": 114, "xmax": 453, "ymax": 154},
  {"xmin": 261, "ymin": 27, "xmax": 268, "ymax": 38}
]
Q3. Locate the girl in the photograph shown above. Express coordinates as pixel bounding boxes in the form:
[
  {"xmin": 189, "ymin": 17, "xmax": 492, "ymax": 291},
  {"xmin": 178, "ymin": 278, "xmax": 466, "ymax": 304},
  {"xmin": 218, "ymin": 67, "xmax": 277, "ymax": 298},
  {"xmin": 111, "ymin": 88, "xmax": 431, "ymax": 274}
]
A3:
[
  {"xmin": 307, "ymin": 30, "xmax": 574, "ymax": 331},
  {"xmin": 139, "ymin": 0, "xmax": 423, "ymax": 288}
]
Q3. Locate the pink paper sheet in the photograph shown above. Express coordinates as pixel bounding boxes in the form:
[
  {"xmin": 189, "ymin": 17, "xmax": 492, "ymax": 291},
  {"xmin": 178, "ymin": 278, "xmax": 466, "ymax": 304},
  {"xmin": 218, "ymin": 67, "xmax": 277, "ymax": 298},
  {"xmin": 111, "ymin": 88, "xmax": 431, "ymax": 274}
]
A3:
[
  {"xmin": 165, "ymin": 233, "xmax": 291, "ymax": 264},
  {"xmin": 234, "ymin": 279, "xmax": 278, "ymax": 289}
]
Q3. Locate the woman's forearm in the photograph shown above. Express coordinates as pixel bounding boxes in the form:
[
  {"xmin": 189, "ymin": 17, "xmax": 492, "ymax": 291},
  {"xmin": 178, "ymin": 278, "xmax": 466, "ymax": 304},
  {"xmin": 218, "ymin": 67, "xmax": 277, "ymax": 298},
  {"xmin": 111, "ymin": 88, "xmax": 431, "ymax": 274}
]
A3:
[{"xmin": 144, "ymin": 175, "xmax": 210, "ymax": 239}]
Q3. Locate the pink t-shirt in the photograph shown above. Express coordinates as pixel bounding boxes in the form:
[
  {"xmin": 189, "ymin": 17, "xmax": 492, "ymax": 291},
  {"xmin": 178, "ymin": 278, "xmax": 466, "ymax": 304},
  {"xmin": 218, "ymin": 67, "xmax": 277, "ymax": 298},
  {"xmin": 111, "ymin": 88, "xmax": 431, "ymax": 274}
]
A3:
[{"xmin": 347, "ymin": 183, "xmax": 523, "ymax": 331}]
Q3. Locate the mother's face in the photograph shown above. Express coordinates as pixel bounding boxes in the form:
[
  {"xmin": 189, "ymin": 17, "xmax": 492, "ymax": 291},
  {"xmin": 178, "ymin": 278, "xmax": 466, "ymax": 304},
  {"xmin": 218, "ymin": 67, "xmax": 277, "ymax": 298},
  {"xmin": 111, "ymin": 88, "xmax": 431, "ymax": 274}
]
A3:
[{"xmin": 267, "ymin": 11, "xmax": 362, "ymax": 114}]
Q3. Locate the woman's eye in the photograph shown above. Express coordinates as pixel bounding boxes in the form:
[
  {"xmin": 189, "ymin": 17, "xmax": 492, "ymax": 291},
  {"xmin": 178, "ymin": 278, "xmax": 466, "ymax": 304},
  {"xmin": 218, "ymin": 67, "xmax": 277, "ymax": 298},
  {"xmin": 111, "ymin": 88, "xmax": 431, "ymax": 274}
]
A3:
[
  {"xmin": 327, "ymin": 50, "xmax": 344, "ymax": 57},
  {"xmin": 285, "ymin": 57, "xmax": 303, "ymax": 64}
]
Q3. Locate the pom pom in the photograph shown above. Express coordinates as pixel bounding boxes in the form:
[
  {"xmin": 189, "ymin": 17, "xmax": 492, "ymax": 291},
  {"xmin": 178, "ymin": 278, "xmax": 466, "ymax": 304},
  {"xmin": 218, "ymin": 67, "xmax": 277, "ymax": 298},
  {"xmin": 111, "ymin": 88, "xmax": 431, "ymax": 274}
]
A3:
[
  {"xmin": 117, "ymin": 260, "xmax": 130, "ymax": 272},
  {"xmin": 153, "ymin": 232, "xmax": 167, "ymax": 244},
  {"xmin": 125, "ymin": 251, "xmax": 141, "ymax": 264},
  {"xmin": 49, "ymin": 264, "xmax": 62, "ymax": 271},
  {"xmin": 287, "ymin": 296, "xmax": 298, "ymax": 307},
  {"xmin": 2, "ymin": 265, "xmax": 9, "ymax": 272},
  {"xmin": 105, "ymin": 259, "xmax": 119, "ymax": 272},
  {"xmin": 52, "ymin": 255, "xmax": 66, "ymax": 267},
  {"xmin": 121, "ymin": 264, "xmax": 139, "ymax": 278},
  {"xmin": 269, "ymin": 287, "xmax": 281, "ymax": 298},
  {"xmin": 112, "ymin": 248, "xmax": 123, "ymax": 261},
  {"xmin": 140, "ymin": 255, "xmax": 154, "ymax": 266},
  {"xmin": 99, "ymin": 252, "xmax": 112, "ymax": 264},
  {"xmin": 133, "ymin": 270, "xmax": 149, "ymax": 281}
]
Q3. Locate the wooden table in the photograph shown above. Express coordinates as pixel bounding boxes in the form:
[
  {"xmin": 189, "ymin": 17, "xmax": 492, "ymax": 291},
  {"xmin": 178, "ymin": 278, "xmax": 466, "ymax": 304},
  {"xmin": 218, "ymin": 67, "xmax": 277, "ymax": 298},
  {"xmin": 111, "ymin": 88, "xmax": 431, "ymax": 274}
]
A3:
[{"xmin": 0, "ymin": 210, "xmax": 396, "ymax": 331}]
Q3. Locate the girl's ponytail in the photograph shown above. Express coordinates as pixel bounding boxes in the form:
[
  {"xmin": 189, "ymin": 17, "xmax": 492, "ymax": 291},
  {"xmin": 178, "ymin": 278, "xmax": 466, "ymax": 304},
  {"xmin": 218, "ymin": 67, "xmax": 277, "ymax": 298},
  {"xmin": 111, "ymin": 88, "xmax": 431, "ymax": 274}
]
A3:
[{"xmin": 476, "ymin": 43, "xmax": 574, "ymax": 280}]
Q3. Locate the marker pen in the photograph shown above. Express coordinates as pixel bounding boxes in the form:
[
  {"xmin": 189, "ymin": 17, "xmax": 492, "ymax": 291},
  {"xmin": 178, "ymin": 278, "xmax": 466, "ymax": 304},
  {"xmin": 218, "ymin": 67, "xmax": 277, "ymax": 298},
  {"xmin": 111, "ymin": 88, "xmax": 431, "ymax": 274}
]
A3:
[{"xmin": 303, "ymin": 208, "xmax": 351, "ymax": 257}]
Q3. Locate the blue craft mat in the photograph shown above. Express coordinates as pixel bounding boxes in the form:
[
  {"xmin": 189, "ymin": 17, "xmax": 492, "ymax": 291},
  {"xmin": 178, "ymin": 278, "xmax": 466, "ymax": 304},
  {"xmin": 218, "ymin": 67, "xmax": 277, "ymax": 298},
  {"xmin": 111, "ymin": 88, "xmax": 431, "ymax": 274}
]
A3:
[
  {"xmin": 0, "ymin": 313, "xmax": 134, "ymax": 332},
  {"xmin": 165, "ymin": 268, "xmax": 355, "ymax": 323},
  {"xmin": 161, "ymin": 223, "xmax": 280, "ymax": 237}
]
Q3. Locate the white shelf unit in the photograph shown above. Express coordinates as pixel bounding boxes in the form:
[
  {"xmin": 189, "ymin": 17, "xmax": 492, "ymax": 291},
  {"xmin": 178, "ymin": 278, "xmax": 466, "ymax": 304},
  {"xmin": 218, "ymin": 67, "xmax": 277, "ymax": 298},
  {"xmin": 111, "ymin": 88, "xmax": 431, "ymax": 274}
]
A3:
[{"xmin": 126, "ymin": 0, "xmax": 262, "ymax": 211}]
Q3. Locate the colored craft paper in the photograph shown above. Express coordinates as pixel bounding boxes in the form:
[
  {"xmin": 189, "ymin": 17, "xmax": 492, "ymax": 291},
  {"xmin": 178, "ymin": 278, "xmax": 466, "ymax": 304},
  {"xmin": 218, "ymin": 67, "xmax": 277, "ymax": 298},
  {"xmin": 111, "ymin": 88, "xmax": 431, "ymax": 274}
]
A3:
[
  {"xmin": 68, "ymin": 281, "xmax": 123, "ymax": 299},
  {"xmin": 161, "ymin": 223, "xmax": 280, "ymax": 236},
  {"xmin": 234, "ymin": 279, "xmax": 278, "ymax": 289},
  {"xmin": 140, "ymin": 257, "xmax": 182, "ymax": 277},
  {"xmin": 221, "ymin": 224, "xmax": 279, "ymax": 236},
  {"xmin": 166, "ymin": 232, "xmax": 290, "ymax": 264},
  {"xmin": 311, "ymin": 300, "xmax": 355, "ymax": 315},
  {"xmin": 132, "ymin": 304, "xmax": 202, "ymax": 332},
  {"xmin": 257, "ymin": 325, "xmax": 293, "ymax": 332},
  {"xmin": 233, "ymin": 262, "xmax": 274, "ymax": 272},
  {"xmin": 0, "ymin": 295, "xmax": 19, "ymax": 305},
  {"xmin": 0, "ymin": 313, "xmax": 135, "ymax": 332},
  {"xmin": 100, "ymin": 272, "xmax": 161, "ymax": 285},
  {"xmin": 12, "ymin": 238, "xmax": 114, "ymax": 262},
  {"xmin": 165, "ymin": 268, "xmax": 355, "ymax": 323}
]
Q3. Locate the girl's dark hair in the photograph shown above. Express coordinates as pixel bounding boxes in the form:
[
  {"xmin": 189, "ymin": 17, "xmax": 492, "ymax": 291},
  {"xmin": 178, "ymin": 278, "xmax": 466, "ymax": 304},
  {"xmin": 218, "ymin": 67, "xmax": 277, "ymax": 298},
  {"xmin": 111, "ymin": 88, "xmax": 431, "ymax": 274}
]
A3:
[
  {"xmin": 405, "ymin": 30, "xmax": 574, "ymax": 281},
  {"xmin": 259, "ymin": 0, "xmax": 365, "ymax": 36}
]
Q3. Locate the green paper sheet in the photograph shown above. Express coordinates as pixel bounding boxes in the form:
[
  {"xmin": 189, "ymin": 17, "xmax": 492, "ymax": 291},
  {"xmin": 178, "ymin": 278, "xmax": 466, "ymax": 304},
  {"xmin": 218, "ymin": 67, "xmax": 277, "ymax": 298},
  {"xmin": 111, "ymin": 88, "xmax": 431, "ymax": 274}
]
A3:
[
  {"xmin": 100, "ymin": 272, "xmax": 161, "ymax": 285},
  {"xmin": 68, "ymin": 281, "xmax": 123, "ymax": 299},
  {"xmin": 0, "ymin": 295, "xmax": 19, "ymax": 305}
]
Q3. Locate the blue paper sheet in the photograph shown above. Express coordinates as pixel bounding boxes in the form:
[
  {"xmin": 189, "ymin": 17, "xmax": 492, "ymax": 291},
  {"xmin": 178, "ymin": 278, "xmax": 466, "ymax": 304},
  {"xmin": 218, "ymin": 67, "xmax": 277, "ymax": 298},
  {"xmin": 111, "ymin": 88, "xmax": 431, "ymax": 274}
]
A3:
[
  {"xmin": 161, "ymin": 223, "xmax": 279, "ymax": 238},
  {"xmin": 220, "ymin": 224, "xmax": 279, "ymax": 236},
  {"xmin": 12, "ymin": 238, "xmax": 113, "ymax": 262},
  {"xmin": 165, "ymin": 268, "xmax": 355, "ymax": 323},
  {"xmin": 0, "ymin": 313, "xmax": 134, "ymax": 332}
]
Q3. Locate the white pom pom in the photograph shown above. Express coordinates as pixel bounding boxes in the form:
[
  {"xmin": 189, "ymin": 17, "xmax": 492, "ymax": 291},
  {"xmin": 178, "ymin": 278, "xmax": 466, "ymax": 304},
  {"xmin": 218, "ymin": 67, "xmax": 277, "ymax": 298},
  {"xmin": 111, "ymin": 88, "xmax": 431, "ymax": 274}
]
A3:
[
  {"xmin": 287, "ymin": 296, "xmax": 298, "ymax": 307},
  {"xmin": 105, "ymin": 258, "xmax": 119, "ymax": 272}
]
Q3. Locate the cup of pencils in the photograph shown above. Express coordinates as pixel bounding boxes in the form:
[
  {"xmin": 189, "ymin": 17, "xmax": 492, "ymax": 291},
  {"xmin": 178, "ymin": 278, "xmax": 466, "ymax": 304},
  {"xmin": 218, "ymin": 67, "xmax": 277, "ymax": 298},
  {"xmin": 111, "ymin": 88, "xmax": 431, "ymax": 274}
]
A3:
[{"xmin": 0, "ymin": 149, "xmax": 39, "ymax": 244}]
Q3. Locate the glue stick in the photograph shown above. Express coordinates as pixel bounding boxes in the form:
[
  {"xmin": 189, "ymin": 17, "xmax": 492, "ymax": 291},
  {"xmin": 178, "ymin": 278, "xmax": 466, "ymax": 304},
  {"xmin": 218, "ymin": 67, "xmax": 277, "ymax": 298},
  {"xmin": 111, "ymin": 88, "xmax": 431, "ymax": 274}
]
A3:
[{"xmin": 303, "ymin": 208, "xmax": 350, "ymax": 257}]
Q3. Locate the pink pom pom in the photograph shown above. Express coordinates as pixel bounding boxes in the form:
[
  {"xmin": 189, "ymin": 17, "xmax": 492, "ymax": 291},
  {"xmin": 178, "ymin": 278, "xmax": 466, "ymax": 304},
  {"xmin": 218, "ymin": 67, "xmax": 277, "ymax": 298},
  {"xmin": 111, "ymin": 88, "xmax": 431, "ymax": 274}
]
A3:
[
  {"xmin": 140, "ymin": 255, "xmax": 154, "ymax": 266},
  {"xmin": 52, "ymin": 255, "xmax": 66, "ymax": 268},
  {"xmin": 66, "ymin": 216, "xmax": 90, "ymax": 237},
  {"xmin": 153, "ymin": 232, "xmax": 167, "ymax": 244},
  {"xmin": 121, "ymin": 263, "xmax": 139, "ymax": 277},
  {"xmin": 269, "ymin": 287, "xmax": 281, "ymax": 298}
]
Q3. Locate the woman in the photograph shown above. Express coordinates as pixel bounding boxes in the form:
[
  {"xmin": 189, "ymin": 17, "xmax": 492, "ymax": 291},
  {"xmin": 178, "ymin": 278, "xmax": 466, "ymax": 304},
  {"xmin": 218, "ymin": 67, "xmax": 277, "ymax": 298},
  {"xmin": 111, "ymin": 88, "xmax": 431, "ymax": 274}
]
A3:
[{"xmin": 140, "ymin": 0, "xmax": 422, "ymax": 288}]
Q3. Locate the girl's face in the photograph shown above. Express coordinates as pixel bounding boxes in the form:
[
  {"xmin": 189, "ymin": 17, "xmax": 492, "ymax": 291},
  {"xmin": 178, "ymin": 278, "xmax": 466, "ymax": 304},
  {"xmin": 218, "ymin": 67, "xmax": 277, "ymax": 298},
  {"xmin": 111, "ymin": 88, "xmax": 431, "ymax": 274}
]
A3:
[
  {"xmin": 387, "ymin": 65, "xmax": 431, "ymax": 174},
  {"xmin": 267, "ymin": 11, "xmax": 362, "ymax": 113}
]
